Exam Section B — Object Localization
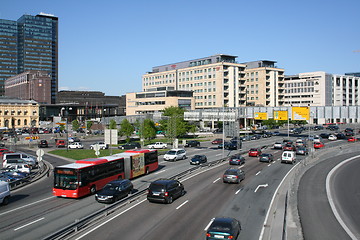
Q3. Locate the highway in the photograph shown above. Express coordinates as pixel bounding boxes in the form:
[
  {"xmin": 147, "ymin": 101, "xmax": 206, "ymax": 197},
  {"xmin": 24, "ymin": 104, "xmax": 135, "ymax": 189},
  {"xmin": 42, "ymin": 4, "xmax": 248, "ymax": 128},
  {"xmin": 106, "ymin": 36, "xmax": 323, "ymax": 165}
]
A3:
[
  {"xmin": 298, "ymin": 149, "xmax": 360, "ymax": 240},
  {"xmin": 0, "ymin": 130, "xmax": 357, "ymax": 240}
]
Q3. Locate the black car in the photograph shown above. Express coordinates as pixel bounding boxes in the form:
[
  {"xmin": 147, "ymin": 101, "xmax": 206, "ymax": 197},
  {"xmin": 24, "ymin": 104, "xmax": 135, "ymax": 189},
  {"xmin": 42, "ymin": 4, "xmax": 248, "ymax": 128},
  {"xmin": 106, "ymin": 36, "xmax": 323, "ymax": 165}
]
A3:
[
  {"xmin": 345, "ymin": 131, "xmax": 354, "ymax": 136},
  {"xmin": 223, "ymin": 168, "xmax": 245, "ymax": 184},
  {"xmin": 184, "ymin": 140, "xmax": 200, "ymax": 147},
  {"xmin": 206, "ymin": 217, "xmax": 241, "ymax": 240},
  {"xmin": 38, "ymin": 140, "xmax": 48, "ymax": 148},
  {"xmin": 259, "ymin": 153, "xmax": 274, "ymax": 163},
  {"xmin": 118, "ymin": 142, "xmax": 141, "ymax": 149},
  {"xmin": 319, "ymin": 133, "xmax": 330, "ymax": 138},
  {"xmin": 228, "ymin": 154, "xmax": 245, "ymax": 165},
  {"xmin": 147, "ymin": 179, "xmax": 185, "ymax": 204},
  {"xmin": 224, "ymin": 141, "xmax": 238, "ymax": 150},
  {"xmin": 335, "ymin": 133, "xmax": 347, "ymax": 139},
  {"xmin": 95, "ymin": 179, "xmax": 133, "ymax": 203},
  {"xmin": 190, "ymin": 155, "xmax": 207, "ymax": 165}
]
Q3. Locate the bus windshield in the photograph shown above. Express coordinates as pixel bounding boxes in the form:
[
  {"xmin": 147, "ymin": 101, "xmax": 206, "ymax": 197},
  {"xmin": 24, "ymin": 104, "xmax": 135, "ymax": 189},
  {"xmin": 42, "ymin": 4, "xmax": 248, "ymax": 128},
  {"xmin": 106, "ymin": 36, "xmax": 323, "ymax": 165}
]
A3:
[{"xmin": 54, "ymin": 174, "xmax": 78, "ymax": 190}]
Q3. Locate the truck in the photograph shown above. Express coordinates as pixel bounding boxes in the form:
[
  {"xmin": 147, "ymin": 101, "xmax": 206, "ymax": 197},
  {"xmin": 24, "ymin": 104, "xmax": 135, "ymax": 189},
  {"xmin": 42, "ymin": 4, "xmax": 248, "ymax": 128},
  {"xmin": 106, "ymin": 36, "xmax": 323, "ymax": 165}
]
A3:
[{"xmin": 147, "ymin": 142, "xmax": 168, "ymax": 149}]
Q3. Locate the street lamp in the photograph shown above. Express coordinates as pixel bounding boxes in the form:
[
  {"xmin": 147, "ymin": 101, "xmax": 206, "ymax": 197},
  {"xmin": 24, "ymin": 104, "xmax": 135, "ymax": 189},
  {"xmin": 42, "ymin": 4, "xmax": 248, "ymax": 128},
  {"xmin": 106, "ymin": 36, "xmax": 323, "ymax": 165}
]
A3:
[
  {"xmin": 104, "ymin": 108, "xmax": 112, "ymax": 155},
  {"xmin": 61, "ymin": 107, "xmax": 72, "ymax": 151}
]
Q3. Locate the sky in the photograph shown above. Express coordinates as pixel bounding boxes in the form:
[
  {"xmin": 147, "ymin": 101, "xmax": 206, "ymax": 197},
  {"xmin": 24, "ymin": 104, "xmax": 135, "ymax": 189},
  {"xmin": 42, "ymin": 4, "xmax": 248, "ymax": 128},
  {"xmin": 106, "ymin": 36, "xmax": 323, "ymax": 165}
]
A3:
[{"xmin": 1, "ymin": 0, "xmax": 360, "ymax": 96}]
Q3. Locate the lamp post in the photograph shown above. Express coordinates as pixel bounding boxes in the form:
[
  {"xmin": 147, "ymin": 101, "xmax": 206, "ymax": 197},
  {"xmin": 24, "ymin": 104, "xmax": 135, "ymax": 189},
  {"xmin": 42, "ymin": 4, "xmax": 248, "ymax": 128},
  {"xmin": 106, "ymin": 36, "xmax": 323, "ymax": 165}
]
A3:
[
  {"xmin": 61, "ymin": 107, "xmax": 72, "ymax": 152},
  {"xmin": 104, "ymin": 108, "xmax": 112, "ymax": 155}
]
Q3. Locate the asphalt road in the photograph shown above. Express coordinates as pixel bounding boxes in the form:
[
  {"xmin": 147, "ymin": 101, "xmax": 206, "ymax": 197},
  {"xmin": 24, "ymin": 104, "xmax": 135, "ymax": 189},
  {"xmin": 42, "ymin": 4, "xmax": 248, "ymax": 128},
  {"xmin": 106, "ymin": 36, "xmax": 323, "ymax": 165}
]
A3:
[
  {"xmin": 298, "ymin": 150, "xmax": 360, "ymax": 240},
  {"xmin": 0, "ymin": 129, "xmax": 350, "ymax": 240}
]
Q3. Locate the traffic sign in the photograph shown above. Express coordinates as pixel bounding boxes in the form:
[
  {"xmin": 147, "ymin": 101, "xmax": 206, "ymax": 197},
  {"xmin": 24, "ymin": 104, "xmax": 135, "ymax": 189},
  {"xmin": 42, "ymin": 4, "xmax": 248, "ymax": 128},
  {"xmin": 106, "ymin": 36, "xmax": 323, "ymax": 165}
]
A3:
[
  {"xmin": 36, "ymin": 149, "xmax": 45, "ymax": 157},
  {"xmin": 254, "ymin": 112, "xmax": 268, "ymax": 120},
  {"xmin": 292, "ymin": 107, "xmax": 310, "ymax": 120},
  {"xmin": 274, "ymin": 110, "xmax": 288, "ymax": 120}
]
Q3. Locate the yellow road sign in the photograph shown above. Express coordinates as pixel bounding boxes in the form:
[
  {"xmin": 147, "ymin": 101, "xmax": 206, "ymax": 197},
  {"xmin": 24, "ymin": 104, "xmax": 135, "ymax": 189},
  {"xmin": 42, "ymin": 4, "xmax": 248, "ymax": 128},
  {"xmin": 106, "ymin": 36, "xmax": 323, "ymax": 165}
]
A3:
[
  {"xmin": 292, "ymin": 107, "xmax": 310, "ymax": 120},
  {"xmin": 274, "ymin": 111, "xmax": 288, "ymax": 120},
  {"xmin": 254, "ymin": 112, "xmax": 268, "ymax": 120}
]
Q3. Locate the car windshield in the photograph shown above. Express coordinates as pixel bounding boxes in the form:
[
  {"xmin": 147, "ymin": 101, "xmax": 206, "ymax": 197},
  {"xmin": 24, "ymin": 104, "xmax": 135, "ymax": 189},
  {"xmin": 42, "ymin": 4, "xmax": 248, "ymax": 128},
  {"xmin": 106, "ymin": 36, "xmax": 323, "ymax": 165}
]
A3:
[
  {"xmin": 150, "ymin": 184, "xmax": 165, "ymax": 192},
  {"xmin": 103, "ymin": 184, "xmax": 119, "ymax": 191},
  {"xmin": 250, "ymin": 148, "xmax": 258, "ymax": 151},
  {"xmin": 193, "ymin": 155, "xmax": 202, "ymax": 158},
  {"xmin": 166, "ymin": 151, "xmax": 176, "ymax": 155}
]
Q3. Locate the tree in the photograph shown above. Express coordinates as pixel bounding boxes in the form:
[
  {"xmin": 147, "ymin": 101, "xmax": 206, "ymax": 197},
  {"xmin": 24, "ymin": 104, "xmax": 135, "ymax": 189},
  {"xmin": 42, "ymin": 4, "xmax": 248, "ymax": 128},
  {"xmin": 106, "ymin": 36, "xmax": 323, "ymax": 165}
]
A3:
[
  {"xmin": 86, "ymin": 121, "xmax": 93, "ymax": 130},
  {"xmin": 119, "ymin": 118, "xmax": 134, "ymax": 142},
  {"xmin": 71, "ymin": 119, "xmax": 80, "ymax": 131},
  {"xmin": 159, "ymin": 106, "xmax": 190, "ymax": 140},
  {"xmin": 109, "ymin": 119, "xmax": 117, "ymax": 129},
  {"xmin": 141, "ymin": 119, "xmax": 157, "ymax": 141}
]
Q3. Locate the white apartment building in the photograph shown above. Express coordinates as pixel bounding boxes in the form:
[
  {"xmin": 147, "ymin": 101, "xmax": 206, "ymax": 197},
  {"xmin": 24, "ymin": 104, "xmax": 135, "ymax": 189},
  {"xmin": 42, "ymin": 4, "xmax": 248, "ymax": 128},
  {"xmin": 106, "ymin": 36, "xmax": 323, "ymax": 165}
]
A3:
[{"xmin": 284, "ymin": 71, "xmax": 360, "ymax": 107}]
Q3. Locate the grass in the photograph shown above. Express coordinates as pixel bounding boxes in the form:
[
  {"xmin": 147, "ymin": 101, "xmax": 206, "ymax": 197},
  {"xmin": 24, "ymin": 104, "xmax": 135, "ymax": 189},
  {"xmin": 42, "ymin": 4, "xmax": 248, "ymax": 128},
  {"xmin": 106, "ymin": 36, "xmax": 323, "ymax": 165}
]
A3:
[{"xmin": 49, "ymin": 149, "xmax": 125, "ymax": 160}]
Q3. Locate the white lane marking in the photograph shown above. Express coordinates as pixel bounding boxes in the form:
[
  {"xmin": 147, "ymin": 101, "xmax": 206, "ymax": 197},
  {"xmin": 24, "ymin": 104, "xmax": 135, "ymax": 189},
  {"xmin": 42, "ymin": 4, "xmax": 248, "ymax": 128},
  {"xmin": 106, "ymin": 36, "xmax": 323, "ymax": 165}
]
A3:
[
  {"xmin": 235, "ymin": 189, "xmax": 242, "ymax": 195},
  {"xmin": 215, "ymin": 153, "xmax": 222, "ymax": 156},
  {"xmin": 268, "ymin": 164, "xmax": 272, "ymax": 167},
  {"xmin": 254, "ymin": 184, "xmax": 268, "ymax": 193},
  {"xmin": 204, "ymin": 218, "xmax": 215, "ymax": 231},
  {"xmin": 213, "ymin": 178, "xmax": 221, "ymax": 183},
  {"xmin": 0, "ymin": 196, "xmax": 55, "ymax": 217},
  {"xmin": 14, "ymin": 217, "xmax": 45, "ymax": 231},
  {"xmin": 76, "ymin": 199, "xmax": 147, "ymax": 239},
  {"xmin": 176, "ymin": 200, "xmax": 189, "ymax": 210},
  {"xmin": 155, "ymin": 169, "xmax": 166, "ymax": 175},
  {"xmin": 256, "ymin": 171, "xmax": 261, "ymax": 176},
  {"xmin": 258, "ymin": 161, "xmax": 300, "ymax": 240},
  {"xmin": 326, "ymin": 155, "xmax": 360, "ymax": 240}
]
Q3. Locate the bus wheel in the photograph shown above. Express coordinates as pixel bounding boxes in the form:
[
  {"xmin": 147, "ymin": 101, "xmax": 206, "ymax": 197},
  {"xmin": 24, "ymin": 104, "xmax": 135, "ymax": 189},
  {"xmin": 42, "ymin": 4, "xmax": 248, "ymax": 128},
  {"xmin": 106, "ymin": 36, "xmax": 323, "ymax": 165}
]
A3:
[
  {"xmin": 90, "ymin": 185, "xmax": 96, "ymax": 195},
  {"xmin": 145, "ymin": 167, "xmax": 149, "ymax": 174},
  {"xmin": 118, "ymin": 175, "xmax": 123, "ymax": 180}
]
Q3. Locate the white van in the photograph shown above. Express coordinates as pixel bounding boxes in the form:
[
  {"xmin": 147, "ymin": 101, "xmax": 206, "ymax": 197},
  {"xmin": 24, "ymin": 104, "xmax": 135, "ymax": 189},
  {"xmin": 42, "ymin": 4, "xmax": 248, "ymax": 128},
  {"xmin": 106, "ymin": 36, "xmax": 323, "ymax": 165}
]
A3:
[
  {"xmin": 0, "ymin": 181, "xmax": 10, "ymax": 205},
  {"xmin": 281, "ymin": 151, "xmax": 296, "ymax": 164},
  {"xmin": 3, "ymin": 153, "xmax": 37, "ymax": 168}
]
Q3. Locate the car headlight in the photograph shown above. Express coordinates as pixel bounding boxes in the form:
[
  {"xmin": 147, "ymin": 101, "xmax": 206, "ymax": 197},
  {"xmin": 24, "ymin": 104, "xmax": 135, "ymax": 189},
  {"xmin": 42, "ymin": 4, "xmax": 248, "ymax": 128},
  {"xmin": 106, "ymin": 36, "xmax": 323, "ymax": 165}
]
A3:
[{"xmin": 108, "ymin": 196, "xmax": 113, "ymax": 198}]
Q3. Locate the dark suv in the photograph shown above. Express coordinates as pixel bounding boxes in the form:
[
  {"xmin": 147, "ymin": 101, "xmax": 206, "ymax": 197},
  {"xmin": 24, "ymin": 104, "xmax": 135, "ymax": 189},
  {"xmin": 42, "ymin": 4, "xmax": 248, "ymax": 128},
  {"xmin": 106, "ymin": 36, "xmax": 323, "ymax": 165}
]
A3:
[
  {"xmin": 147, "ymin": 179, "xmax": 185, "ymax": 204},
  {"xmin": 95, "ymin": 179, "xmax": 133, "ymax": 203}
]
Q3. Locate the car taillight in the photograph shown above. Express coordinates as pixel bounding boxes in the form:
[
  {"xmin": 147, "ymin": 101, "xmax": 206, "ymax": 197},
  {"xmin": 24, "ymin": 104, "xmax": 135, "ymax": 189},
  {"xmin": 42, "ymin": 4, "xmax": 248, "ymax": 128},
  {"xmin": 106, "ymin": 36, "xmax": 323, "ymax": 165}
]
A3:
[
  {"xmin": 206, "ymin": 233, "xmax": 211, "ymax": 237},
  {"xmin": 228, "ymin": 236, "xmax": 234, "ymax": 239},
  {"xmin": 164, "ymin": 192, "xmax": 169, "ymax": 196}
]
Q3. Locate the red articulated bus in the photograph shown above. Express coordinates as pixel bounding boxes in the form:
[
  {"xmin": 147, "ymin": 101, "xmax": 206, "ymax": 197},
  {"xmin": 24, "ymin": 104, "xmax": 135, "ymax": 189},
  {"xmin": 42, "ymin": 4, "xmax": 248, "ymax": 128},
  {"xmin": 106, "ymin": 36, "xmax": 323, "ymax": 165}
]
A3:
[{"xmin": 53, "ymin": 149, "xmax": 158, "ymax": 198}]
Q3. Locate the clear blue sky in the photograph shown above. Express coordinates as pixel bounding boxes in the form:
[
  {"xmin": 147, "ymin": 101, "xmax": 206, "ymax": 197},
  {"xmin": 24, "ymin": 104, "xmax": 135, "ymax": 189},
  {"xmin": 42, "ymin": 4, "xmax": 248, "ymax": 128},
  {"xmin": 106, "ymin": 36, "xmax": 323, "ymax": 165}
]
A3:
[{"xmin": 2, "ymin": 0, "xmax": 360, "ymax": 96}]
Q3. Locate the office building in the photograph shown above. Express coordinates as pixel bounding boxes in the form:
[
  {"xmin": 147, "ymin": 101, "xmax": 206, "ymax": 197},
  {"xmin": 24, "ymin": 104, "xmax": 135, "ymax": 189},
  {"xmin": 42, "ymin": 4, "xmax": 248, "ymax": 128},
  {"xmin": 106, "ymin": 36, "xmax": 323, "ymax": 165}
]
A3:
[
  {"xmin": 5, "ymin": 70, "xmax": 51, "ymax": 104},
  {"xmin": 0, "ymin": 13, "xmax": 58, "ymax": 103},
  {"xmin": 241, "ymin": 60, "xmax": 285, "ymax": 107},
  {"xmin": 126, "ymin": 87, "xmax": 194, "ymax": 115},
  {"xmin": 284, "ymin": 71, "xmax": 360, "ymax": 107},
  {"xmin": 142, "ymin": 54, "xmax": 247, "ymax": 109}
]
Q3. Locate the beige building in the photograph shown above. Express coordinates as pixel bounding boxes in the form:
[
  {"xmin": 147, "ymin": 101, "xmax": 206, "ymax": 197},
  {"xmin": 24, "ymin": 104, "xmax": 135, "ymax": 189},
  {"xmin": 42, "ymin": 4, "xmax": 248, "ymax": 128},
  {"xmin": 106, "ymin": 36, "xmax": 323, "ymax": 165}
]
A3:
[
  {"xmin": 126, "ymin": 89, "xmax": 194, "ymax": 115},
  {"xmin": 142, "ymin": 54, "xmax": 247, "ymax": 109},
  {"xmin": 0, "ymin": 97, "xmax": 39, "ymax": 129},
  {"xmin": 242, "ymin": 60, "xmax": 285, "ymax": 107}
]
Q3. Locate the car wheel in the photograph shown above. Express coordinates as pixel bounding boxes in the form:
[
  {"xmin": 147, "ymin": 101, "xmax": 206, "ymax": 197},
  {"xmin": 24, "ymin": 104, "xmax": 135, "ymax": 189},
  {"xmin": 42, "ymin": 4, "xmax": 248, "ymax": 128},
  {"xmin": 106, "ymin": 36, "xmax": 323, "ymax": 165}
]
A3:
[
  {"xmin": 145, "ymin": 167, "xmax": 149, "ymax": 174},
  {"xmin": 167, "ymin": 196, "xmax": 173, "ymax": 204},
  {"xmin": 2, "ymin": 196, "xmax": 9, "ymax": 205},
  {"xmin": 90, "ymin": 185, "xmax": 96, "ymax": 195},
  {"xmin": 183, "ymin": 155, "xmax": 186, "ymax": 160},
  {"xmin": 181, "ymin": 189, "xmax": 185, "ymax": 196}
]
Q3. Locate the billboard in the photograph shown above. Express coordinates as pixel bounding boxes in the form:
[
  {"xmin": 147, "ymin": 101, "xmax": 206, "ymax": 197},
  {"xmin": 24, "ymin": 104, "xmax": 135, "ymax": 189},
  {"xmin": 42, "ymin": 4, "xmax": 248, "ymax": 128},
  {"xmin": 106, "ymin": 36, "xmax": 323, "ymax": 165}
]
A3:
[
  {"xmin": 254, "ymin": 112, "xmax": 268, "ymax": 120},
  {"xmin": 292, "ymin": 107, "xmax": 310, "ymax": 120},
  {"xmin": 274, "ymin": 111, "xmax": 288, "ymax": 120}
]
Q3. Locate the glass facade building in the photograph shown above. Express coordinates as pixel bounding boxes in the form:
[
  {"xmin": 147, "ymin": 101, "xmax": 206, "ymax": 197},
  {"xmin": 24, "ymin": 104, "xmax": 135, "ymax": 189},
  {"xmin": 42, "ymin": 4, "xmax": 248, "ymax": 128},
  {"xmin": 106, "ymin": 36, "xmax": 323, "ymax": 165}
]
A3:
[{"xmin": 0, "ymin": 13, "xmax": 58, "ymax": 103}]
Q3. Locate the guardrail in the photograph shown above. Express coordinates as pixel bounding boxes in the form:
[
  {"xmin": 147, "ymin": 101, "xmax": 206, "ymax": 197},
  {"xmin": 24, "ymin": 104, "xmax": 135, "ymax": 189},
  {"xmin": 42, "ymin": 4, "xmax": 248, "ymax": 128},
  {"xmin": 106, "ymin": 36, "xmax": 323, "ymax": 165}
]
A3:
[{"xmin": 42, "ymin": 148, "xmax": 252, "ymax": 240}]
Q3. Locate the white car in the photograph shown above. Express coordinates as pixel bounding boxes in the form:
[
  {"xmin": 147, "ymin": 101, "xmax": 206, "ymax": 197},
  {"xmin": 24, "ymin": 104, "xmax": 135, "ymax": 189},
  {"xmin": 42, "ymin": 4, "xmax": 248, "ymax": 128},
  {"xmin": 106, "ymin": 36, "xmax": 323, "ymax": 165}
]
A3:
[
  {"xmin": 147, "ymin": 142, "xmax": 168, "ymax": 149},
  {"xmin": 328, "ymin": 135, "xmax": 337, "ymax": 141},
  {"xmin": 273, "ymin": 142, "xmax": 283, "ymax": 149},
  {"xmin": 68, "ymin": 142, "xmax": 84, "ymax": 149},
  {"xmin": 164, "ymin": 149, "xmax": 186, "ymax": 161},
  {"xmin": 5, "ymin": 164, "xmax": 31, "ymax": 174},
  {"xmin": 90, "ymin": 142, "xmax": 108, "ymax": 150}
]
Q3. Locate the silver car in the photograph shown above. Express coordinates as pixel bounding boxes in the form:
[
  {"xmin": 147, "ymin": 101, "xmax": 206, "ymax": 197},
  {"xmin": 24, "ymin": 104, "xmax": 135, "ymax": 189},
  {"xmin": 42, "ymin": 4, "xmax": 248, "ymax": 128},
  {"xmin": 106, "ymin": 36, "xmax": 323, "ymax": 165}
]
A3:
[{"xmin": 223, "ymin": 168, "xmax": 245, "ymax": 184}]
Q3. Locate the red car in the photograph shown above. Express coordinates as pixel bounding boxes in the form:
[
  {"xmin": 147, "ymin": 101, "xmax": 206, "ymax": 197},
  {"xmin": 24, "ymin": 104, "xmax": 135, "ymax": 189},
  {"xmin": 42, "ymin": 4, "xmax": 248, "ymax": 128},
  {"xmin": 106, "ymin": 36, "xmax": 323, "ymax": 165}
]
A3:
[
  {"xmin": 211, "ymin": 138, "xmax": 223, "ymax": 144},
  {"xmin": 347, "ymin": 137, "xmax": 357, "ymax": 142},
  {"xmin": 248, "ymin": 148, "xmax": 262, "ymax": 157},
  {"xmin": 314, "ymin": 142, "xmax": 325, "ymax": 149},
  {"xmin": 283, "ymin": 144, "xmax": 296, "ymax": 151}
]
